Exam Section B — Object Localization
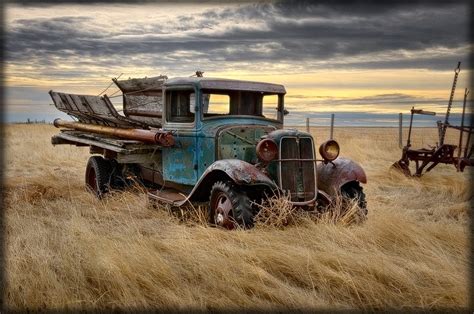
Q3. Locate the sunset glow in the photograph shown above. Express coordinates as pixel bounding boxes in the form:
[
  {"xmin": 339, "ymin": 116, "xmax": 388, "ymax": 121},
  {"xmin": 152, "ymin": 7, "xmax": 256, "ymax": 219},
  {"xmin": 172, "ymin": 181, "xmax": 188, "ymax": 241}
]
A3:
[{"xmin": 5, "ymin": 2, "xmax": 472, "ymax": 125}]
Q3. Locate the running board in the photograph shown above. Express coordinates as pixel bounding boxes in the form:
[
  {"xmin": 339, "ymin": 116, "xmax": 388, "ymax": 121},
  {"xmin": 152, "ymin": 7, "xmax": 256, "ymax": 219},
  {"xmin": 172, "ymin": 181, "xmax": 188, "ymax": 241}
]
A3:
[{"xmin": 148, "ymin": 188, "xmax": 187, "ymax": 206}]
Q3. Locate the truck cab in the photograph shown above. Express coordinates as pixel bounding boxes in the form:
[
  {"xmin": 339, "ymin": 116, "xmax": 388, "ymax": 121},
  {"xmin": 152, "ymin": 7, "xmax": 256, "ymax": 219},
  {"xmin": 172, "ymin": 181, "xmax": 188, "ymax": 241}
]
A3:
[{"xmin": 161, "ymin": 77, "xmax": 284, "ymax": 185}]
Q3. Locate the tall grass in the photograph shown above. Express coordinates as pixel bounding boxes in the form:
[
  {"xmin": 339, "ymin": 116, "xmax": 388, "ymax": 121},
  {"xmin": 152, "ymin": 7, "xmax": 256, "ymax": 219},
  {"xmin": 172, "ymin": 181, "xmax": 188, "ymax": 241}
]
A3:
[{"xmin": 4, "ymin": 124, "xmax": 471, "ymax": 310}]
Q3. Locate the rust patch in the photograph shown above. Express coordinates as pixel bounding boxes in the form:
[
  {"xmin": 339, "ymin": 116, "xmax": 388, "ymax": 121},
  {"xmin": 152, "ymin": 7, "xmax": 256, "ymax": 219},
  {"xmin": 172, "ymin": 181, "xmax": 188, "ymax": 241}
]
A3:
[
  {"xmin": 317, "ymin": 157, "xmax": 367, "ymax": 196},
  {"xmin": 206, "ymin": 159, "xmax": 275, "ymax": 186}
]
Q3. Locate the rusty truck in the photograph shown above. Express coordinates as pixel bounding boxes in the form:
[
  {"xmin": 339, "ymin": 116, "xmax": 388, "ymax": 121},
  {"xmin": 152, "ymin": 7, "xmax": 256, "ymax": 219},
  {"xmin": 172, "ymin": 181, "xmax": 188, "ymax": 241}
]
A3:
[{"xmin": 50, "ymin": 74, "xmax": 367, "ymax": 229}]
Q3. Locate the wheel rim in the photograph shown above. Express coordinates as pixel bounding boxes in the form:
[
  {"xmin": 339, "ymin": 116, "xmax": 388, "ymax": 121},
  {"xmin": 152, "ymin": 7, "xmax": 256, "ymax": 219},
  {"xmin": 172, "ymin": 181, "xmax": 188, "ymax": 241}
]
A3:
[
  {"xmin": 212, "ymin": 192, "xmax": 235, "ymax": 229},
  {"xmin": 87, "ymin": 167, "xmax": 98, "ymax": 194},
  {"xmin": 392, "ymin": 160, "xmax": 411, "ymax": 176}
]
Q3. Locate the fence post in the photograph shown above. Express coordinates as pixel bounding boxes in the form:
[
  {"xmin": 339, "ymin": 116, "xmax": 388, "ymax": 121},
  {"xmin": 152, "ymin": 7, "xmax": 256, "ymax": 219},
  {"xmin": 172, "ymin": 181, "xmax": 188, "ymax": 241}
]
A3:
[
  {"xmin": 330, "ymin": 113, "xmax": 335, "ymax": 139},
  {"xmin": 398, "ymin": 113, "xmax": 403, "ymax": 148},
  {"xmin": 306, "ymin": 117, "xmax": 310, "ymax": 133}
]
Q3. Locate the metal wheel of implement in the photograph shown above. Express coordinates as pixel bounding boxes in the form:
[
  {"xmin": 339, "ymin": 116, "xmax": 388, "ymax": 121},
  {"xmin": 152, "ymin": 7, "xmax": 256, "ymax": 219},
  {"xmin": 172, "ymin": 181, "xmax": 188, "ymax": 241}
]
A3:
[
  {"xmin": 341, "ymin": 181, "xmax": 368, "ymax": 217},
  {"xmin": 85, "ymin": 156, "xmax": 113, "ymax": 198},
  {"xmin": 391, "ymin": 160, "xmax": 411, "ymax": 176},
  {"xmin": 209, "ymin": 181, "xmax": 254, "ymax": 230}
]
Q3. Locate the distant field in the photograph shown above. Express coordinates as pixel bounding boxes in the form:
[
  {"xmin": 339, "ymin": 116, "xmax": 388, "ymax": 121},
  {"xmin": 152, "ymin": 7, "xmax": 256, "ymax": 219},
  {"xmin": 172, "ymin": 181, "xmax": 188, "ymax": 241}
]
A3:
[{"xmin": 4, "ymin": 124, "xmax": 471, "ymax": 311}]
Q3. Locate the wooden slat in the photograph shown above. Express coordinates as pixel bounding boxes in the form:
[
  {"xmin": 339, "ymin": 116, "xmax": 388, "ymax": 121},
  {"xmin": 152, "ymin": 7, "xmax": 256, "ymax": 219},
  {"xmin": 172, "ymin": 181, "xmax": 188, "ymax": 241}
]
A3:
[
  {"xmin": 117, "ymin": 153, "xmax": 160, "ymax": 164},
  {"xmin": 114, "ymin": 76, "xmax": 166, "ymax": 93},
  {"xmin": 49, "ymin": 91, "xmax": 147, "ymax": 128},
  {"xmin": 54, "ymin": 130, "xmax": 163, "ymax": 154},
  {"xmin": 52, "ymin": 133, "xmax": 128, "ymax": 153}
]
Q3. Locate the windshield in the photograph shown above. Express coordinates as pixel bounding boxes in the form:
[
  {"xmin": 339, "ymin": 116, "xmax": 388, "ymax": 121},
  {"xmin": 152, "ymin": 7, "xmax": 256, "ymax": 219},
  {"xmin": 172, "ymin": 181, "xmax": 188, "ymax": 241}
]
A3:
[{"xmin": 202, "ymin": 89, "xmax": 283, "ymax": 122}]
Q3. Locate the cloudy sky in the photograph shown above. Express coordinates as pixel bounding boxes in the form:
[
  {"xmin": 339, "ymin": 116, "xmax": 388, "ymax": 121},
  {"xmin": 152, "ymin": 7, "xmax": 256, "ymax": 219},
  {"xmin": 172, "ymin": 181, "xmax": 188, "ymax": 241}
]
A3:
[{"xmin": 5, "ymin": 1, "xmax": 472, "ymax": 125}]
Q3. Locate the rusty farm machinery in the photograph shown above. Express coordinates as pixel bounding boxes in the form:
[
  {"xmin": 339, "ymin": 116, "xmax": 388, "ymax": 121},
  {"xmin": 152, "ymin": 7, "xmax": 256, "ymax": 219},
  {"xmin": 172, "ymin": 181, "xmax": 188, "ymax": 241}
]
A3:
[{"xmin": 392, "ymin": 62, "xmax": 473, "ymax": 177}]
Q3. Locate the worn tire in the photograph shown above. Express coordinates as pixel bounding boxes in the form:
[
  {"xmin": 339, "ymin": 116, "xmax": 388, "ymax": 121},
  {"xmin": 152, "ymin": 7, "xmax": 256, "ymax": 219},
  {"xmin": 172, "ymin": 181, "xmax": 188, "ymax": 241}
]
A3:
[
  {"xmin": 85, "ymin": 156, "xmax": 113, "ymax": 198},
  {"xmin": 341, "ymin": 181, "xmax": 367, "ymax": 217},
  {"xmin": 209, "ymin": 181, "xmax": 254, "ymax": 229}
]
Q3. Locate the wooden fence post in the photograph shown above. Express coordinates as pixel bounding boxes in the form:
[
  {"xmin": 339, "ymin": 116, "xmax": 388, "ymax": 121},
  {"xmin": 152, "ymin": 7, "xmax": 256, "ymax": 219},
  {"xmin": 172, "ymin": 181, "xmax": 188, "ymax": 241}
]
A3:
[
  {"xmin": 306, "ymin": 117, "xmax": 310, "ymax": 133},
  {"xmin": 330, "ymin": 113, "xmax": 335, "ymax": 139},
  {"xmin": 399, "ymin": 113, "xmax": 403, "ymax": 148}
]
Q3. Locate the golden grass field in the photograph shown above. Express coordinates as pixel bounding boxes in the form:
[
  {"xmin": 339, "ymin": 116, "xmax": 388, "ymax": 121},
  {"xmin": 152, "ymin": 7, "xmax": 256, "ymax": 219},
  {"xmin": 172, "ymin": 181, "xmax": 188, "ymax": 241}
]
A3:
[{"xmin": 3, "ymin": 123, "xmax": 472, "ymax": 311}]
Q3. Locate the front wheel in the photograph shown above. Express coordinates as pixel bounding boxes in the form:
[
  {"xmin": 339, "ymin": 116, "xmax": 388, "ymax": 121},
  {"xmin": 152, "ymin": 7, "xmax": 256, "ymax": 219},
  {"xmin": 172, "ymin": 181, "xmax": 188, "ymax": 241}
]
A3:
[
  {"xmin": 209, "ymin": 181, "xmax": 254, "ymax": 230},
  {"xmin": 341, "ymin": 181, "xmax": 367, "ymax": 218}
]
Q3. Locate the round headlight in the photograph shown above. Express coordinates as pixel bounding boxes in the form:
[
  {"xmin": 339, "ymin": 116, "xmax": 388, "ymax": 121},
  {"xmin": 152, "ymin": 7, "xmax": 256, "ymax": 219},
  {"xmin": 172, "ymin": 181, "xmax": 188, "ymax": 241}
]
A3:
[
  {"xmin": 319, "ymin": 140, "xmax": 340, "ymax": 161},
  {"xmin": 256, "ymin": 139, "xmax": 278, "ymax": 162}
]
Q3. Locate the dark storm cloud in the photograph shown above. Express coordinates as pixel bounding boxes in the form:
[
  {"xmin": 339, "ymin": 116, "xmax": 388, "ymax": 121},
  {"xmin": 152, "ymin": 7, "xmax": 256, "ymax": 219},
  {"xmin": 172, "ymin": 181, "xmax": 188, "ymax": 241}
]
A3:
[
  {"xmin": 197, "ymin": 2, "xmax": 470, "ymax": 67},
  {"xmin": 6, "ymin": 1, "xmax": 471, "ymax": 71},
  {"xmin": 7, "ymin": 16, "xmax": 228, "ymax": 62},
  {"xmin": 271, "ymin": 0, "xmax": 466, "ymax": 16}
]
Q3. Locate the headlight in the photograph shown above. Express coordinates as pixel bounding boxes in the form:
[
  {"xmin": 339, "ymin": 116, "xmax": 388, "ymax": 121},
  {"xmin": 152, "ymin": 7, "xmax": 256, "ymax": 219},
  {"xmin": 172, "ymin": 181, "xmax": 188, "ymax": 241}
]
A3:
[
  {"xmin": 256, "ymin": 138, "xmax": 278, "ymax": 162},
  {"xmin": 319, "ymin": 140, "xmax": 340, "ymax": 161}
]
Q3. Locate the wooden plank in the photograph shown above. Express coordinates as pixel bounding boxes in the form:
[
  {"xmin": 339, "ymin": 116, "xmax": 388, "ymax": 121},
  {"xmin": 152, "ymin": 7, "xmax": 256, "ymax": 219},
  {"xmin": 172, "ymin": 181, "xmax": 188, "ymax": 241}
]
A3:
[
  {"xmin": 75, "ymin": 132, "xmax": 131, "ymax": 147},
  {"xmin": 114, "ymin": 76, "xmax": 166, "ymax": 93},
  {"xmin": 50, "ymin": 91, "xmax": 145, "ymax": 128},
  {"xmin": 57, "ymin": 130, "xmax": 162, "ymax": 154},
  {"xmin": 65, "ymin": 131, "xmax": 157, "ymax": 148},
  {"xmin": 117, "ymin": 152, "xmax": 161, "ymax": 164},
  {"xmin": 53, "ymin": 132, "xmax": 128, "ymax": 153}
]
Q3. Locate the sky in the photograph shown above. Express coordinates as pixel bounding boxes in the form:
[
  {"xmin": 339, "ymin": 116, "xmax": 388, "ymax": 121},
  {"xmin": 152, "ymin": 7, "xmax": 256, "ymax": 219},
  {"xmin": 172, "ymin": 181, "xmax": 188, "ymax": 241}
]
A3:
[{"xmin": 4, "ymin": 1, "xmax": 473, "ymax": 126}]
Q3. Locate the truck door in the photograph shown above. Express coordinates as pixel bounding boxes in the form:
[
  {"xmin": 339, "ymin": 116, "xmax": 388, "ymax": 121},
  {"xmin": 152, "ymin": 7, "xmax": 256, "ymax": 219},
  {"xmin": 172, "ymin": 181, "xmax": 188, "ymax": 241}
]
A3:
[{"xmin": 162, "ymin": 87, "xmax": 198, "ymax": 186}]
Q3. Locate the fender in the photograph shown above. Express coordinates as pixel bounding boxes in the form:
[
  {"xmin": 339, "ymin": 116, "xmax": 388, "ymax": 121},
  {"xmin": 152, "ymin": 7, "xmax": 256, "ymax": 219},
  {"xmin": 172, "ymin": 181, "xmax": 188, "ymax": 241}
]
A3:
[
  {"xmin": 317, "ymin": 157, "xmax": 367, "ymax": 197},
  {"xmin": 204, "ymin": 159, "xmax": 277, "ymax": 187},
  {"xmin": 173, "ymin": 159, "xmax": 278, "ymax": 206}
]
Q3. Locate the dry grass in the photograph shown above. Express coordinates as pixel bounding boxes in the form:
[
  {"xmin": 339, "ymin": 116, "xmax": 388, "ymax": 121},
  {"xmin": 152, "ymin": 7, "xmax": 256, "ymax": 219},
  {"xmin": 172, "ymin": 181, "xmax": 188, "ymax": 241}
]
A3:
[{"xmin": 4, "ymin": 124, "xmax": 471, "ymax": 311}]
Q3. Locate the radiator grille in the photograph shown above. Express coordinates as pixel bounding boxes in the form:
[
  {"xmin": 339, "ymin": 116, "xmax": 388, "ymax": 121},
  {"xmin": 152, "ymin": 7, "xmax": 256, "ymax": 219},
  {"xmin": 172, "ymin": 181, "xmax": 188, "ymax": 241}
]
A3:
[{"xmin": 279, "ymin": 137, "xmax": 316, "ymax": 202}]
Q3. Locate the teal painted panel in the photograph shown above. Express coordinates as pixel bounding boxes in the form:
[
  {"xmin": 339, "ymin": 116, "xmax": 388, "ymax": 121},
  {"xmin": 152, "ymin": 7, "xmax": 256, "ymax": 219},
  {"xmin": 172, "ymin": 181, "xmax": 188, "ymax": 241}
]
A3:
[
  {"xmin": 196, "ymin": 136, "xmax": 215, "ymax": 178},
  {"xmin": 217, "ymin": 126, "xmax": 271, "ymax": 163},
  {"xmin": 162, "ymin": 134, "xmax": 197, "ymax": 185}
]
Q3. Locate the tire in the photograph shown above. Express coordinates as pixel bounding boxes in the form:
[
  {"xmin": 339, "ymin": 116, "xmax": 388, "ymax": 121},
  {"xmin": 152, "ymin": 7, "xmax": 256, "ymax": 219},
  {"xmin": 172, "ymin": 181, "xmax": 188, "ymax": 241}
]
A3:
[
  {"xmin": 85, "ymin": 156, "xmax": 113, "ymax": 198},
  {"xmin": 209, "ymin": 181, "xmax": 254, "ymax": 230},
  {"xmin": 341, "ymin": 181, "xmax": 367, "ymax": 217}
]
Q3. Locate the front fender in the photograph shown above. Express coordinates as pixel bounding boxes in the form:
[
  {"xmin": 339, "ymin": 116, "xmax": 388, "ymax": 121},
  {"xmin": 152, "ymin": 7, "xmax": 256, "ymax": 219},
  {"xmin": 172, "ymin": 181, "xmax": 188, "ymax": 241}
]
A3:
[
  {"xmin": 317, "ymin": 157, "xmax": 367, "ymax": 196},
  {"xmin": 205, "ymin": 159, "xmax": 277, "ymax": 187},
  {"xmin": 182, "ymin": 159, "xmax": 278, "ymax": 204}
]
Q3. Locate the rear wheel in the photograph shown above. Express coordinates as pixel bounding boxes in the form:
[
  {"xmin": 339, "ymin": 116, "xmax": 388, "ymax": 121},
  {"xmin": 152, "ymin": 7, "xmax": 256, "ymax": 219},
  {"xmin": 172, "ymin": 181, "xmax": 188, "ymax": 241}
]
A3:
[
  {"xmin": 209, "ymin": 181, "xmax": 254, "ymax": 229},
  {"xmin": 85, "ymin": 156, "xmax": 113, "ymax": 198}
]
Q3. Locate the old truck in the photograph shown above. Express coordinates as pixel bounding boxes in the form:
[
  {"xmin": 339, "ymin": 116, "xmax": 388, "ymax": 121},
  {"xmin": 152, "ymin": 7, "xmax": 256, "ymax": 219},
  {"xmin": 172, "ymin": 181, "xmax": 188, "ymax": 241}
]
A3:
[{"xmin": 50, "ymin": 74, "xmax": 367, "ymax": 229}]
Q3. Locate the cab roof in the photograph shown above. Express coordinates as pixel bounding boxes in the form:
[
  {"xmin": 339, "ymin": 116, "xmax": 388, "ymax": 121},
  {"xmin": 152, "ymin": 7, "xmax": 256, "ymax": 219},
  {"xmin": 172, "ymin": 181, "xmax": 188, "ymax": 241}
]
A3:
[{"xmin": 164, "ymin": 77, "xmax": 286, "ymax": 94}]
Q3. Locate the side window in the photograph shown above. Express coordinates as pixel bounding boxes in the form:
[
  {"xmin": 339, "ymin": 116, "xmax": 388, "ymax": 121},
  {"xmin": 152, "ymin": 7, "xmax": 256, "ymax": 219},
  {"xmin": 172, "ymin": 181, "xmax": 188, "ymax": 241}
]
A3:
[
  {"xmin": 262, "ymin": 94, "xmax": 279, "ymax": 120},
  {"xmin": 166, "ymin": 90, "xmax": 195, "ymax": 123}
]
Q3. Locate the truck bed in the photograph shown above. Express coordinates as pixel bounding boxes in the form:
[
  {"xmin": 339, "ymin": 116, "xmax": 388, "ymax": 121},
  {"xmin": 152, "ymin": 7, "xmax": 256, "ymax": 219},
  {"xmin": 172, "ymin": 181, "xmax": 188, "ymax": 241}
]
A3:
[{"xmin": 52, "ymin": 130, "xmax": 162, "ymax": 163}]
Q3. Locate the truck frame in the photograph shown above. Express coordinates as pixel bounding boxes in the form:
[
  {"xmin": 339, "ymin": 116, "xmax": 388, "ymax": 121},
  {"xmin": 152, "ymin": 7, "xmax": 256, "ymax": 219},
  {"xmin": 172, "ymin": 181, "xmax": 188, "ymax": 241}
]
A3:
[{"xmin": 50, "ymin": 74, "xmax": 367, "ymax": 229}]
